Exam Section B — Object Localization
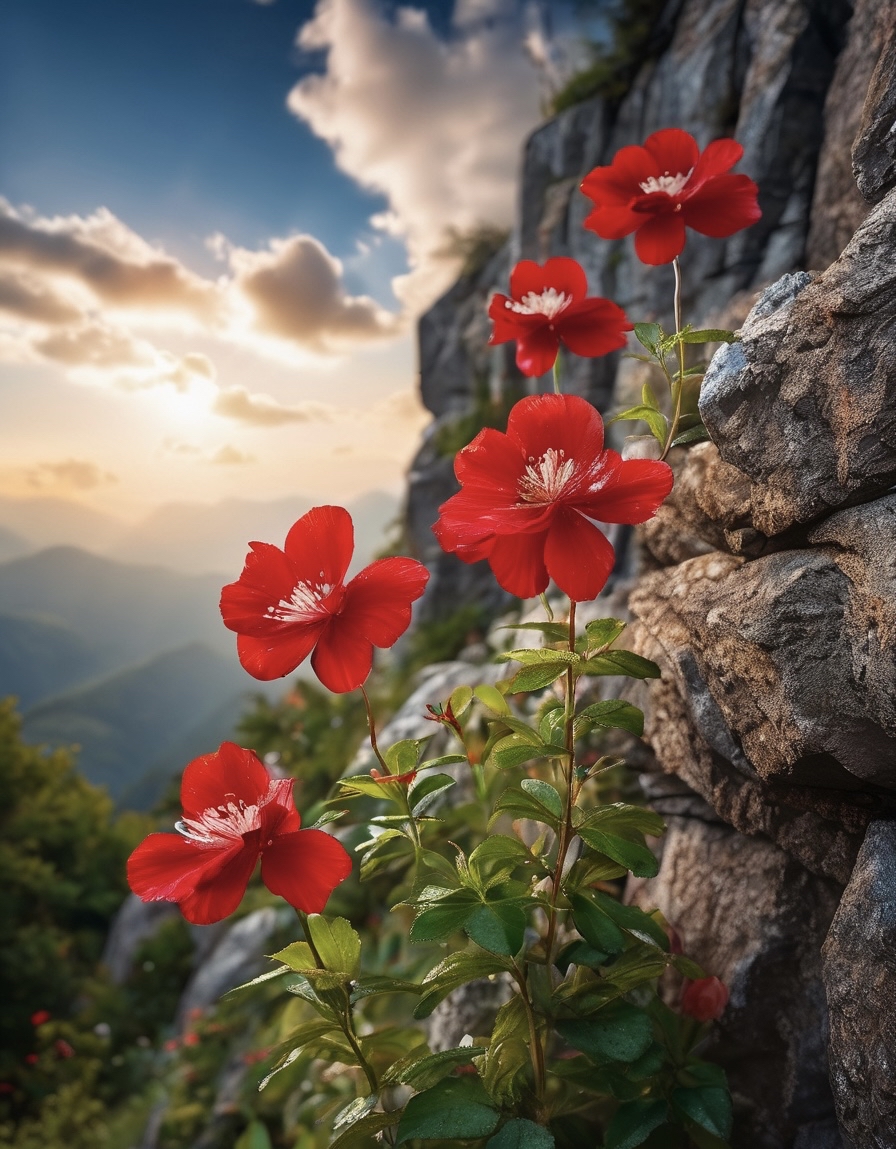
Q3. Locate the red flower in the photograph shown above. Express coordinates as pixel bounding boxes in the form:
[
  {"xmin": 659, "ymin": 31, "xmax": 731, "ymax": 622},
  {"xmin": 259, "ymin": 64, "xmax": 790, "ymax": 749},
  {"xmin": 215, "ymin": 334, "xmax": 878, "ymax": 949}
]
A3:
[
  {"xmin": 488, "ymin": 257, "xmax": 631, "ymax": 377},
  {"xmin": 220, "ymin": 505, "xmax": 429, "ymax": 694},
  {"xmin": 433, "ymin": 393, "xmax": 673, "ymax": 601},
  {"xmin": 54, "ymin": 1039, "xmax": 75, "ymax": 1059},
  {"xmin": 127, "ymin": 742, "xmax": 352, "ymax": 925},
  {"xmin": 581, "ymin": 128, "xmax": 761, "ymax": 265},
  {"xmin": 681, "ymin": 976, "xmax": 730, "ymax": 1022},
  {"xmin": 30, "ymin": 1011, "xmax": 51, "ymax": 1027}
]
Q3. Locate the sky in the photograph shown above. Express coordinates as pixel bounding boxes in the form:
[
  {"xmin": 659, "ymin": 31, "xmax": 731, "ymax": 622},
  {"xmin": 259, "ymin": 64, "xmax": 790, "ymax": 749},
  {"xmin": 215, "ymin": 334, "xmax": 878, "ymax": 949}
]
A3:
[{"xmin": 0, "ymin": 0, "xmax": 599, "ymax": 525}]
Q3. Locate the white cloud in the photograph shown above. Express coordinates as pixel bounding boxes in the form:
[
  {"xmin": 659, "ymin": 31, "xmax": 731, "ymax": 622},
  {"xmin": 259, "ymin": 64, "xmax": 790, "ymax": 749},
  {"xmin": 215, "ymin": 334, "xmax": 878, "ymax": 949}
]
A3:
[
  {"xmin": 212, "ymin": 385, "xmax": 335, "ymax": 426},
  {"xmin": 288, "ymin": 0, "xmax": 542, "ymax": 310},
  {"xmin": 210, "ymin": 444, "xmax": 256, "ymax": 465},
  {"xmin": 25, "ymin": 458, "xmax": 118, "ymax": 491}
]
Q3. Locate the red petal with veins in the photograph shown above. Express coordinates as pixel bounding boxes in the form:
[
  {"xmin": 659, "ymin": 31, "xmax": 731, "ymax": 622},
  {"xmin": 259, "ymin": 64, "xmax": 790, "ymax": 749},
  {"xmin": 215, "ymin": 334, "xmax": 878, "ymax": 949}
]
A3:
[
  {"xmin": 515, "ymin": 323, "xmax": 561, "ymax": 377},
  {"xmin": 509, "ymin": 257, "xmax": 587, "ymax": 303},
  {"xmin": 127, "ymin": 834, "xmax": 242, "ymax": 906},
  {"xmin": 634, "ymin": 213, "xmax": 687, "ymax": 265},
  {"xmin": 177, "ymin": 842, "xmax": 262, "ymax": 925},
  {"xmin": 220, "ymin": 541, "xmax": 304, "ymax": 636},
  {"xmin": 578, "ymin": 453, "xmax": 674, "ymax": 525},
  {"xmin": 544, "ymin": 509, "xmax": 617, "ymax": 602},
  {"xmin": 181, "ymin": 741, "xmax": 271, "ymax": 819},
  {"xmin": 261, "ymin": 829, "xmax": 353, "ymax": 913},
  {"xmin": 483, "ymin": 530, "xmax": 550, "ymax": 598},
  {"xmin": 643, "ymin": 129, "xmax": 700, "ymax": 180},
  {"xmin": 284, "ymin": 505, "xmax": 354, "ymax": 588},
  {"xmin": 236, "ymin": 625, "xmax": 324, "ymax": 681},
  {"xmin": 557, "ymin": 298, "xmax": 632, "ymax": 359},
  {"xmin": 683, "ymin": 173, "xmax": 762, "ymax": 237},
  {"xmin": 311, "ymin": 617, "xmax": 375, "ymax": 693},
  {"xmin": 341, "ymin": 557, "xmax": 430, "ymax": 648}
]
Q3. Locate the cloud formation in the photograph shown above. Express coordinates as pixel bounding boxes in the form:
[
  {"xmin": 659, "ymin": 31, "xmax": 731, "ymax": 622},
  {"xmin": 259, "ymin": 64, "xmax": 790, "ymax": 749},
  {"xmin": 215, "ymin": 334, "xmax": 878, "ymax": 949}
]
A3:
[
  {"xmin": 212, "ymin": 385, "xmax": 335, "ymax": 426},
  {"xmin": 229, "ymin": 233, "xmax": 400, "ymax": 352},
  {"xmin": 288, "ymin": 0, "xmax": 542, "ymax": 308},
  {"xmin": 26, "ymin": 458, "xmax": 118, "ymax": 491}
]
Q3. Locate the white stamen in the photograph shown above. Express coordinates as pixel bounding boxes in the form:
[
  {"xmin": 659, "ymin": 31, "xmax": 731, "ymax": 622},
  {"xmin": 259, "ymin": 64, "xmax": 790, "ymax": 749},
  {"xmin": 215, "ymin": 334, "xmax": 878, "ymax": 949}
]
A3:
[
  {"xmin": 518, "ymin": 447, "xmax": 576, "ymax": 503},
  {"xmin": 177, "ymin": 798, "xmax": 262, "ymax": 846},
  {"xmin": 506, "ymin": 287, "xmax": 571, "ymax": 320},
  {"xmin": 265, "ymin": 580, "xmax": 334, "ymax": 623},
  {"xmin": 639, "ymin": 168, "xmax": 693, "ymax": 197}
]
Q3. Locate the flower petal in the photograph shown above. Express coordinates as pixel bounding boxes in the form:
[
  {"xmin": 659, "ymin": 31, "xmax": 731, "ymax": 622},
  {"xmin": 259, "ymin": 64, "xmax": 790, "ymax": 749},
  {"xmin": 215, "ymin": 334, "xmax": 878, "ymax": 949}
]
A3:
[
  {"xmin": 284, "ymin": 505, "xmax": 354, "ymax": 587},
  {"xmin": 543, "ymin": 509, "xmax": 616, "ymax": 602},
  {"xmin": 582, "ymin": 200, "xmax": 643, "ymax": 240},
  {"xmin": 341, "ymin": 557, "xmax": 429, "ymax": 648},
  {"xmin": 484, "ymin": 530, "xmax": 550, "ymax": 599},
  {"xmin": 310, "ymin": 617, "xmax": 375, "ymax": 693},
  {"xmin": 506, "ymin": 393, "xmax": 605, "ymax": 469},
  {"xmin": 176, "ymin": 842, "xmax": 261, "ymax": 925},
  {"xmin": 683, "ymin": 173, "xmax": 762, "ymax": 237},
  {"xmin": 236, "ymin": 625, "xmax": 324, "ymax": 681},
  {"xmin": 261, "ymin": 829, "xmax": 353, "ymax": 914},
  {"xmin": 220, "ymin": 541, "xmax": 303, "ymax": 636},
  {"xmin": 259, "ymin": 777, "xmax": 302, "ymax": 838},
  {"xmin": 128, "ymin": 833, "xmax": 244, "ymax": 908},
  {"xmin": 181, "ymin": 741, "xmax": 271, "ymax": 820},
  {"xmin": 688, "ymin": 137, "xmax": 743, "ymax": 186},
  {"xmin": 581, "ymin": 144, "xmax": 657, "ymax": 209},
  {"xmin": 634, "ymin": 213, "xmax": 686, "ymax": 265},
  {"xmin": 557, "ymin": 298, "xmax": 632, "ymax": 359},
  {"xmin": 509, "ymin": 257, "xmax": 587, "ymax": 302},
  {"xmin": 643, "ymin": 129, "xmax": 700, "ymax": 179},
  {"xmin": 578, "ymin": 453, "xmax": 674, "ymax": 524},
  {"xmin": 515, "ymin": 323, "xmax": 560, "ymax": 377}
]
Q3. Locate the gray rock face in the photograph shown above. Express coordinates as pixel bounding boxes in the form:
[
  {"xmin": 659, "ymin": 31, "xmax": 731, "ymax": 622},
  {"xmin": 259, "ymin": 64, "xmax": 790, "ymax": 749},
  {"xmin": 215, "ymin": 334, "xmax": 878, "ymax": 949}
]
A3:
[
  {"xmin": 101, "ymin": 893, "xmax": 180, "ymax": 985},
  {"xmin": 852, "ymin": 7, "xmax": 896, "ymax": 204},
  {"xmin": 700, "ymin": 192, "xmax": 896, "ymax": 539},
  {"xmin": 823, "ymin": 820, "xmax": 896, "ymax": 1147},
  {"xmin": 632, "ymin": 817, "xmax": 843, "ymax": 1149}
]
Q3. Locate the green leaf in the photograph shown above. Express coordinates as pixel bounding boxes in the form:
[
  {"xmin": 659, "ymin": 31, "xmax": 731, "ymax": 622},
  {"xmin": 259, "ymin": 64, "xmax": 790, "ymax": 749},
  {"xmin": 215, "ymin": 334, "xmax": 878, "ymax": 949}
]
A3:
[
  {"xmin": 306, "ymin": 915, "xmax": 361, "ymax": 979},
  {"xmin": 508, "ymin": 661, "xmax": 571, "ymax": 692},
  {"xmin": 601, "ymin": 949, "xmax": 668, "ymax": 993},
  {"xmin": 576, "ymin": 826, "xmax": 659, "ymax": 877},
  {"xmin": 500, "ymin": 621, "xmax": 570, "ymax": 643},
  {"xmin": 448, "ymin": 684, "xmax": 474, "ymax": 718},
  {"xmin": 488, "ymin": 733, "xmax": 550, "ymax": 771},
  {"xmin": 338, "ymin": 774, "xmax": 404, "ymax": 800},
  {"xmin": 672, "ymin": 1086, "xmax": 732, "ymax": 1140},
  {"xmin": 408, "ymin": 772, "xmax": 456, "ymax": 816},
  {"xmin": 309, "ymin": 809, "xmax": 347, "ymax": 830},
  {"xmin": 582, "ymin": 650, "xmax": 661, "ymax": 679},
  {"xmin": 486, "ymin": 1118, "xmax": 555, "ymax": 1149},
  {"xmin": 469, "ymin": 835, "xmax": 537, "ymax": 888},
  {"xmin": 332, "ymin": 1094, "xmax": 380, "ymax": 1132},
  {"xmin": 520, "ymin": 778, "xmax": 563, "ymax": 818},
  {"xmin": 591, "ymin": 891, "xmax": 670, "ymax": 950},
  {"xmin": 641, "ymin": 381, "xmax": 662, "ymax": 411},
  {"xmin": 497, "ymin": 647, "xmax": 580, "ymax": 666},
  {"xmin": 578, "ymin": 802, "xmax": 665, "ymax": 838},
  {"xmin": 418, "ymin": 752, "xmax": 468, "ymax": 771},
  {"xmin": 556, "ymin": 1001, "xmax": 653, "ymax": 1064},
  {"xmin": 633, "ymin": 322, "xmax": 662, "ymax": 352},
  {"xmin": 410, "ymin": 890, "xmax": 479, "ymax": 943},
  {"xmin": 575, "ymin": 700, "xmax": 644, "ymax": 737},
  {"xmin": 491, "ymin": 786, "xmax": 562, "ymax": 831},
  {"xmin": 672, "ymin": 954, "xmax": 706, "ymax": 980},
  {"xmin": 584, "ymin": 618, "xmax": 627, "ymax": 651},
  {"xmin": 474, "ymin": 683, "xmax": 510, "ymax": 715},
  {"xmin": 226, "ymin": 965, "xmax": 291, "ymax": 994},
  {"xmin": 569, "ymin": 892, "xmax": 626, "ymax": 954},
  {"xmin": 385, "ymin": 738, "xmax": 424, "ymax": 775},
  {"xmin": 607, "ymin": 404, "xmax": 668, "ymax": 446},
  {"xmin": 556, "ymin": 938, "xmax": 608, "ymax": 970},
  {"xmin": 269, "ymin": 941, "xmax": 317, "ymax": 973},
  {"xmin": 480, "ymin": 995, "xmax": 533, "ymax": 1102},
  {"xmin": 671, "ymin": 424, "xmax": 711, "ymax": 447},
  {"xmin": 604, "ymin": 1100, "xmax": 669, "ymax": 1149},
  {"xmin": 414, "ymin": 949, "xmax": 513, "ymax": 1019},
  {"xmin": 465, "ymin": 902, "xmax": 526, "ymax": 956},
  {"xmin": 349, "ymin": 975, "xmax": 423, "ymax": 1003},
  {"xmin": 396, "ymin": 1076, "xmax": 499, "ymax": 1144},
  {"xmin": 329, "ymin": 1111, "xmax": 400, "ymax": 1149},
  {"xmin": 383, "ymin": 1044, "xmax": 486, "ymax": 1089},
  {"xmin": 679, "ymin": 328, "xmax": 737, "ymax": 344}
]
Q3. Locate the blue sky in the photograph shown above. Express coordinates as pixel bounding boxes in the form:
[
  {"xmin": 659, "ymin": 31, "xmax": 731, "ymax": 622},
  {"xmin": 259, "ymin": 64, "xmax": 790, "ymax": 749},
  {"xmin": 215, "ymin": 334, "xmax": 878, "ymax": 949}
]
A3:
[{"xmin": 0, "ymin": 1, "xmax": 593, "ymax": 524}]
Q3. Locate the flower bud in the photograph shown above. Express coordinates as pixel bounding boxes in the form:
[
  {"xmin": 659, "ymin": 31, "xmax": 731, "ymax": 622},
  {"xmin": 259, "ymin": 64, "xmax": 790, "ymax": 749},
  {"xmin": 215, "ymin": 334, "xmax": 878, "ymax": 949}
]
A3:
[{"xmin": 681, "ymin": 975, "xmax": 729, "ymax": 1021}]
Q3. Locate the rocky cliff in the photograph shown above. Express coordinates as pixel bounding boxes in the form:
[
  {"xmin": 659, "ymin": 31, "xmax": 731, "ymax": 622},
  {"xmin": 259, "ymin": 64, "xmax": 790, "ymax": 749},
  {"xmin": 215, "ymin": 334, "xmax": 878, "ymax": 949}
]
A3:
[{"xmin": 404, "ymin": 0, "xmax": 896, "ymax": 1145}]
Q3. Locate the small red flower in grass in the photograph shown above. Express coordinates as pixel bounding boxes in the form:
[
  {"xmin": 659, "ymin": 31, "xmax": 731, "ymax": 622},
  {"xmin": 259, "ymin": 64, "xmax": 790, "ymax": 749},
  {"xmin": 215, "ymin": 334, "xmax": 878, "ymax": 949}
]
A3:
[
  {"xmin": 681, "ymin": 976, "xmax": 730, "ymax": 1022},
  {"xmin": 488, "ymin": 257, "xmax": 631, "ymax": 377},
  {"xmin": 220, "ymin": 505, "xmax": 429, "ymax": 693},
  {"xmin": 433, "ymin": 393, "xmax": 673, "ymax": 601},
  {"xmin": 127, "ymin": 742, "xmax": 352, "ymax": 925},
  {"xmin": 54, "ymin": 1039, "xmax": 75, "ymax": 1059},
  {"xmin": 30, "ymin": 1011, "xmax": 51, "ymax": 1027},
  {"xmin": 581, "ymin": 128, "xmax": 761, "ymax": 265}
]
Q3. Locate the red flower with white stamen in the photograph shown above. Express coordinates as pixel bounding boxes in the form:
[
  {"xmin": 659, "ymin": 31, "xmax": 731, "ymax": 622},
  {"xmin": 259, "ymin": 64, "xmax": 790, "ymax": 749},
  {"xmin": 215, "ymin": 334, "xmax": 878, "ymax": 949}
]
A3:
[
  {"xmin": 220, "ymin": 505, "xmax": 429, "ymax": 693},
  {"xmin": 127, "ymin": 742, "xmax": 352, "ymax": 925},
  {"xmin": 488, "ymin": 257, "xmax": 631, "ymax": 377},
  {"xmin": 433, "ymin": 393, "xmax": 673, "ymax": 602},
  {"xmin": 581, "ymin": 128, "xmax": 761, "ymax": 265}
]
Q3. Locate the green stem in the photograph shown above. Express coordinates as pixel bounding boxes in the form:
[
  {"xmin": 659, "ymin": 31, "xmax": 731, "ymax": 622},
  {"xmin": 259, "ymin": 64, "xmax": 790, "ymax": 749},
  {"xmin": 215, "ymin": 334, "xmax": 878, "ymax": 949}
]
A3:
[
  {"xmin": 661, "ymin": 256, "xmax": 686, "ymax": 460},
  {"xmin": 552, "ymin": 352, "xmax": 562, "ymax": 395},
  {"xmin": 512, "ymin": 960, "xmax": 546, "ymax": 1106},
  {"xmin": 360, "ymin": 684, "xmax": 390, "ymax": 775},
  {"xmin": 542, "ymin": 599, "xmax": 578, "ymax": 974},
  {"xmin": 297, "ymin": 911, "xmax": 380, "ymax": 1096}
]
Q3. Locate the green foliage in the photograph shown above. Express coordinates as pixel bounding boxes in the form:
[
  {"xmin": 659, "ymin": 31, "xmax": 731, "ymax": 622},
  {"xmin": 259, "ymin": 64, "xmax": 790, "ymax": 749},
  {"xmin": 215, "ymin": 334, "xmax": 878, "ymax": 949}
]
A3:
[
  {"xmin": 435, "ymin": 222, "xmax": 509, "ymax": 278},
  {"xmin": 549, "ymin": 0, "xmax": 668, "ymax": 113},
  {"xmin": 433, "ymin": 373, "xmax": 522, "ymax": 459}
]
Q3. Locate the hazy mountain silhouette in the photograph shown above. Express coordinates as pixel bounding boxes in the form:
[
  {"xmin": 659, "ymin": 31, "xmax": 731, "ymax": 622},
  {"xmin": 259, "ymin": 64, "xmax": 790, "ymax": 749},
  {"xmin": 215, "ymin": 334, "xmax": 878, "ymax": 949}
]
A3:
[
  {"xmin": 21, "ymin": 643, "xmax": 256, "ymax": 803},
  {"xmin": 0, "ymin": 525, "xmax": 32, "ymax": 564},
  {"xmin": 0, "ymin": 496, "xmax": 124, "ymax": 552},
  {"xmin": 0, "ymin": 612, "xmax": 103, "ymax": 709}
]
